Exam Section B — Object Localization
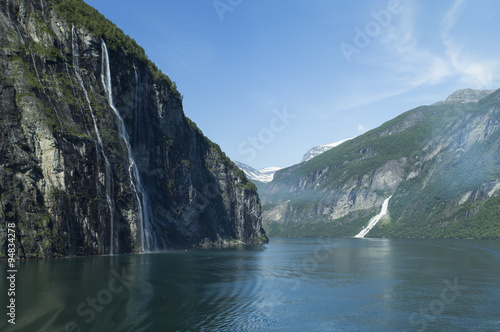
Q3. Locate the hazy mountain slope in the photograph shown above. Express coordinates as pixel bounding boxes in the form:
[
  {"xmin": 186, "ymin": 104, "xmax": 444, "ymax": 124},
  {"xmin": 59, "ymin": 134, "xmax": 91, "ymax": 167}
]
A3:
[{"xmin": 262, "ymin": 89, "xmax": 500, "ymax": 239}]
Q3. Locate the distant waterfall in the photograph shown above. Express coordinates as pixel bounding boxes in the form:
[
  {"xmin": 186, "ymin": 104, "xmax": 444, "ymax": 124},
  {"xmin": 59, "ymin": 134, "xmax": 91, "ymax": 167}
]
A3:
[
  {"xmin": 71, "ymin": 26, "xmax": 116, "ymax": 255},
  {"xmin": 64, "ymin": 62, "xmax": 92, "ymax": 137},
  {"xmin": 132, "ymin": 61, "xmax": 141, "ymax": 145},
  {"xmin": 355, "ymin": 196, "xmax": 392, "ymax": 238},
  {"xmin": 40, "ymin": 0, "xmax": 44, "ymax": 16},
  {"xmin": 27, "ymin": 45, "xmax": 63, "ymax": 129},
  {"xmin": 100, "ymin": 41, "xmax": 156, "ymax": 252}
]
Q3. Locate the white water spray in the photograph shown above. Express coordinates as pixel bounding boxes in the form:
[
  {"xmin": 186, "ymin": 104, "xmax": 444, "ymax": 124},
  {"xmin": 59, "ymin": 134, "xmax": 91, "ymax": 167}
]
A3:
[
  {"xmin": 64, "ymin": 63, "xmax": 92, "ymax": 137},
  {"xmin": 355, "ymin": 196, "xmax": 392, "ymax": 238},
  {"xmin": 101, "ymin": 41, "xmax": 156, "ymax": 252},
  {"xmin": 132, "ymin": 61, "xmax": 141, "ymax": 145},
  {"xmin": 71, "ymin": 27, "xmax": 116, "ymax": 254},
  {"xmin": 6, "ymin": 0, "xmax": 11, "ymax": 20}
]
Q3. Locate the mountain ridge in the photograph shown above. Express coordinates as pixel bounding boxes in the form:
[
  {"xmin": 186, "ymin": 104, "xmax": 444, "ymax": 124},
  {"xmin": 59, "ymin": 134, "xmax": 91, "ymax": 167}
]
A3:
[
  {"xmin": 442, "ymin": 88, "xmax": 495, "ymax": 104},
  {"xmin": 261, "ymin": 88, "xmax": 500, "ymax": 239}
]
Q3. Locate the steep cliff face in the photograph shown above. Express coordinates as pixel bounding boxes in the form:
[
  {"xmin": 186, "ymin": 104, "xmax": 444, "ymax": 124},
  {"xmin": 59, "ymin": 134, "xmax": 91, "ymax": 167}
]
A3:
[
  {"xmin": 262, "ymin": 89, "xmax": 500, "ymax": 239},
  {"xmin": 0, "ymin": 0, "xmax": 267, "ymax": 258}
]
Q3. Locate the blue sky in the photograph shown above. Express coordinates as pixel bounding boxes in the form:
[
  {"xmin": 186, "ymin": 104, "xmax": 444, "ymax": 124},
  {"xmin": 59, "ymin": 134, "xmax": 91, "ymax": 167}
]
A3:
[{"xmin": 85, "ymin": 0, "xmax": 500, "ymax": 170}]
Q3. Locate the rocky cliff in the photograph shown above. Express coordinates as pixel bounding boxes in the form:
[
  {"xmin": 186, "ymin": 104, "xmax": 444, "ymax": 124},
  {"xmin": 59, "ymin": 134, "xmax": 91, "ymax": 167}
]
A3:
[
  {"xmin": 262, "ymin": 89, "xmax": 500, "ymax": 239},
  {"xmin": 0, "ymin": 0, "xmax": 267, "ymax": 259},
  {"xmin": 441, "ymin": 88, "xmax": 495, "ymax": 104}
]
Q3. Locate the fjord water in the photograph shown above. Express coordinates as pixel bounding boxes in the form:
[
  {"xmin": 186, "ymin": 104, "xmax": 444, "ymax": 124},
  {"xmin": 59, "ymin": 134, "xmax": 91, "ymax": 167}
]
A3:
[{"xmin": 1, "ymin": 238, "xmax": 499, "ymax": 331}]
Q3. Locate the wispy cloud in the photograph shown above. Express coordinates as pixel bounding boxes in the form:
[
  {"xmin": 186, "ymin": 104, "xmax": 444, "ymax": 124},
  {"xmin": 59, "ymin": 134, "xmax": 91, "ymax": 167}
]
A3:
[
  {"xmin": 357, "ymin": 124, "xmax": 367, "ymax": 133},
  {"xmin": 441, "ymin": 0, "xmax": 467, "ymax": 38},
  {"xmin": 380, "ymin": 1, "xmax": 454, "ymax": 87},
  {"xmin": 372, "ymin": 0, "xmax": 498, "ymax": 95},
  {"xmin": 335, "ymin": 0, "xmax": 499, "ymax": 115},
  {"xmin": 440, "ymin": 0, "xmax": 497, "ymax": 88}
]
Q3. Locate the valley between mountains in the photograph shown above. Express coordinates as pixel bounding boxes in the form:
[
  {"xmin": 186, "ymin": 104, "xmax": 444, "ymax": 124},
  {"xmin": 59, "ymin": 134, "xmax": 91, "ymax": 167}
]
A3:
[
  {"xmin": 238, "ymin": 89, "xmax": 500, "ymax": 239},
  {"xmin": 1, "ymin": 0, "xmax": 499, "ymax": 261}
]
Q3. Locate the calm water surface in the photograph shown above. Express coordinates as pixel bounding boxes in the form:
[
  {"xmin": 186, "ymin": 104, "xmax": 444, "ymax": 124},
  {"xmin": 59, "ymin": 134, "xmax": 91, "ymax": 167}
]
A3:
[{"xmin": 1, "ymin": 238, "xmax": 500, "ymax": 331}]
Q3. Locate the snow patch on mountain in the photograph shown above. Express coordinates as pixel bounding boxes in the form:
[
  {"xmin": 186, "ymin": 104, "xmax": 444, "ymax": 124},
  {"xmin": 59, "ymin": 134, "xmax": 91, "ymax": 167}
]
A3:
[
  {"xmin": 301, "ymin": 138, "xmax": 353, "ymax": 162},
  {"xmin": 234, "ymin": 162, "xmax": 282, "ymax": 183},
  {"xmin": 236, "ymin": 138, "xmax": 353, "ymax": 183}
]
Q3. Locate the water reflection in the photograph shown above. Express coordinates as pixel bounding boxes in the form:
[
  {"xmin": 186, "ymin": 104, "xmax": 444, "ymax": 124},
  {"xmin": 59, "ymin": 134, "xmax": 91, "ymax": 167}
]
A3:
[{"xmin": 0, "ymin": 239, "xmax": 499, "ymax": 331}]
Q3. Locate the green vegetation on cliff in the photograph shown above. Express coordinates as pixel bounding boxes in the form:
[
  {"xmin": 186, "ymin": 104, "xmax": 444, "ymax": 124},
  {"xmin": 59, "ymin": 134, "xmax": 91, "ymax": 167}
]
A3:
[
  {"xmin": 0, "ymin": 0, "xmax": 267, "ymax": 259},
  {"xmin": 49, "ymin": 0, "xmax": 182, "ymax": 99},
  {"xmin": 262, "ymin": 90, "xmax": 500, "ymax": 239},
  {"xmin": 266, "ymin": 210, "xmax": 376, "ymax": 238}
]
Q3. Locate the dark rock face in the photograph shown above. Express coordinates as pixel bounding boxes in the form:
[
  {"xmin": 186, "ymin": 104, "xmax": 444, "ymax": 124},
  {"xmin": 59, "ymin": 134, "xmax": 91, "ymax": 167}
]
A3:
[{"xmin": 0, "ymin": 0, "xmax": 267, "ymax": 258}]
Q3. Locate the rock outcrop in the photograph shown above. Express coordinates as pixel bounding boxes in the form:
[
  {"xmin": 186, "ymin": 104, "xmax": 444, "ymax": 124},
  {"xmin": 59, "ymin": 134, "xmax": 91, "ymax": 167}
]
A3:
[
  {"xmin": 433, "ymin": 88, "xmax": 495, "ymax": 105},
  {"xmin": 0, "ymin": 0, "xmax": 267, "ymax": 259}
]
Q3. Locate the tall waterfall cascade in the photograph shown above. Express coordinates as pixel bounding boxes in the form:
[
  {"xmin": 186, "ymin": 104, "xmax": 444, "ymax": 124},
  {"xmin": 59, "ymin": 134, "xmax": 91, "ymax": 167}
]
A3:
[
  {"xmin": 355, "ymin": 196, "xmax": 392, "ymax": 238},
  {"xmin": 100, "ymin": 41, "xmax": 157, "ymax": 252},
  {"xmin": 71, "ymin": 27, "xmax": 116, "ymax": 255}
]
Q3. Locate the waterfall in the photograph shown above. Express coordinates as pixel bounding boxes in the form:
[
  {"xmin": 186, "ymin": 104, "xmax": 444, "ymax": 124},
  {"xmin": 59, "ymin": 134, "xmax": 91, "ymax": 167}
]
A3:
[
  {"xmin": 64, "ymin": 62, "xmax": 95, "ymax": 256},
  {"xmin": 132, "ymin": 61, "xmax": 141, "ymax": 145},
  {"xmin": 355, "ymin": 196, "xmax": 392, "ymax": 238},
  {"xmin": 29, "ymin": 51, "xmax": 42, "ymax": 85},
  {"xmin": 39, "ymin": 0, "xmax": 45, "ymax": 18},
  {"xmin": 28, "ymin": 46, "xmax": 64, "ymax": 129},
  {"xmin": 100, "ymin": 40, "xmax": 156, "ymax": 252},
  {"xmin": 64, "ymin": 63, "xmax": 91, "ymax": 137},
  {"xmin": 71, "ymin": 26, "xmax": 116, "ymax": 255}
]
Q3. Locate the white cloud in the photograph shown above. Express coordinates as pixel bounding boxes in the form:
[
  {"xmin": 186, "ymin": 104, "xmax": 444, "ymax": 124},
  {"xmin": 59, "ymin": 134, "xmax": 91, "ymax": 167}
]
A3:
[
  {"xmin": 441, "ymin": 0, "xmax": 467, "ymax": 39},
  {"xmin": 441, "ymin": 0, "xmax": 467, "ymax": 36},
  {"xmin": 440, "ymin": 0, "xmax": 497, "ymax": 88},
  {"xmin": 357, "ymin": 124, "xmax": 367, "ymax": 133},
  {"xmin": 368, "ymin": 0, "xmax": 498, "ymax": 94},
  {"xmin": 331, "ymin": 0, "xmax": 499, "ymax": 115},
  {"xmin": 379, "ymin": 1, "xmax": 455, "ymax": 87}
]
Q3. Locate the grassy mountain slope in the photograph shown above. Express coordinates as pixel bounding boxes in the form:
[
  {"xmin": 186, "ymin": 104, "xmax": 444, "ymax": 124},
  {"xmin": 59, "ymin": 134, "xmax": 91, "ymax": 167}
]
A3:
[{"xmin": 262, "ymin": 90, "xmax": 500, "ymax": 239}]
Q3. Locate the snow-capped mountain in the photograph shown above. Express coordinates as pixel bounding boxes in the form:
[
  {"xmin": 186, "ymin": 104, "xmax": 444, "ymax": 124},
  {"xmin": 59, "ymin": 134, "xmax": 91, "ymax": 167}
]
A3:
[
  {"xmin": 301, "ymin": 138, "xmax": 353, "ymax": 162},
  {"xmin": 234, "ymin": 162, "xmax": 282, "ymax": 183},
  {"xmin": 235, "ymin": 139, "xmax": 352, "ymax": 184},
  {"xmin": 260, "ymin": 167, "xmax": 283, "ymax": 178}
]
